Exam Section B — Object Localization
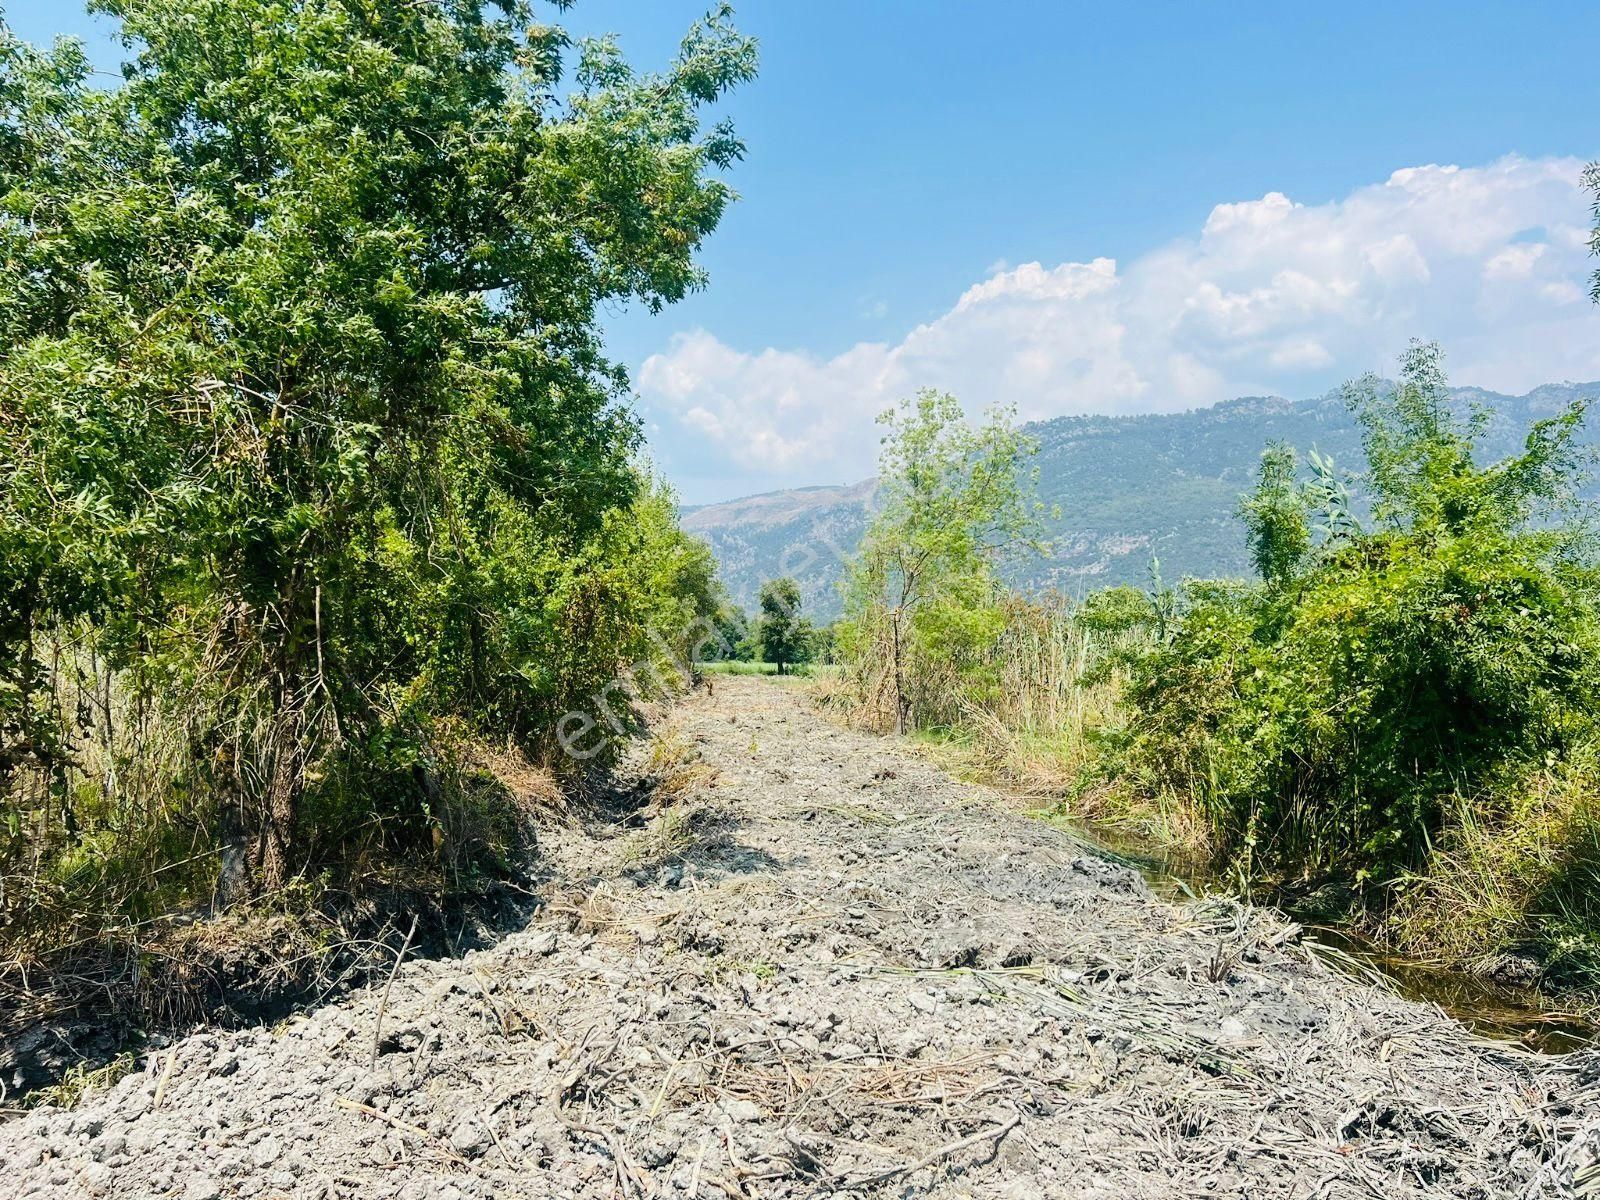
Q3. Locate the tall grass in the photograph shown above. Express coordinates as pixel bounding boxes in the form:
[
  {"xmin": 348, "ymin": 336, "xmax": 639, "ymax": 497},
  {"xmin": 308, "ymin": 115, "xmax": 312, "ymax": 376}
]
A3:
[
  {"xmin": 0, "ymin": 627, "xmax": 553, "ymax": 1036},
  {"xmin": 1387, "ymin": 753, "xmax": 1600, "ymax": 989},
  {"xmin": 829, "ymin": 591, "xmax": 1151, "ymax": 811}
]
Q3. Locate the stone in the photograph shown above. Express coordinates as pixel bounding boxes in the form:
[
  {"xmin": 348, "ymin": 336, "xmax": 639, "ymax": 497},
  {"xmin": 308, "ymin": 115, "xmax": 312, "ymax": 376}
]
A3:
[
  {"xmin": 250, "ymin": 1135, "xmax": 281, "ymax": 1169},
  {"xmin": 892, "ymin": 1028, "xmax": 931, "ymax": 1057},
  {"xmin": 449, "ymin": 1118, "xmax": 490, "ymax": 1156},
  {"xmin": 525, "ymin": 931, "xmax": 558, "ymax": 957}
]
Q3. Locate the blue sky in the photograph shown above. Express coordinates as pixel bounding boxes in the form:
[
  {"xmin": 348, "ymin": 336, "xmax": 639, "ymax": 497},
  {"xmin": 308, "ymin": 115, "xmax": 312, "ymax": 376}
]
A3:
[{"xmin": 11, "ymin": 2, "xmax": 1600, "ymax": 503}]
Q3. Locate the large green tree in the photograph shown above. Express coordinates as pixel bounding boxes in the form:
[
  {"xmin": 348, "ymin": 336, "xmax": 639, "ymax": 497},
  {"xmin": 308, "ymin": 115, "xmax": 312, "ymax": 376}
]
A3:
[
  {"xmin": 756, "ymin": 577, "xmax": 811, "ymax": 674},
  {"xmin": 0, "ymin": 1, "xmax": 752, "ymax": 895}
]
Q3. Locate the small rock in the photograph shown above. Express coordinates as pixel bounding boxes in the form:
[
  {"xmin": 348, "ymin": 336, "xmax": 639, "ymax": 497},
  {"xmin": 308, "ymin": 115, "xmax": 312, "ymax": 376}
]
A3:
[
  {"xmin": 427, "ymin": 979, "xmax": 465, "ymax": 1002},
  {"xmin": 449, "ymin": 1118, "xmax": 490, "ymax": 1156},
  {"xmin": 946, "ymin": 977, "xmax": 984, "ymax": 1004},
  {"xmin": 892, "ymin": 1028, "xmax": 931, "ymax": 1057},
  {"xmin": 907, "ymin": 990, "xmax": 938, "ymax": 1014},
  {"xmin": 250, "ymin": 1136, "xmax": 281, "ymax": 1169},
  {"xmin": 209, "ymin": 1051, "xmax": 239, "ymax": 1078},
  {"xmin": 526, "ymin": 930, "xmax": 558, "ymax": 957},
  {"xmin": 722, "ymin": 1099, "xmax": 762, "ymax": 1123}
]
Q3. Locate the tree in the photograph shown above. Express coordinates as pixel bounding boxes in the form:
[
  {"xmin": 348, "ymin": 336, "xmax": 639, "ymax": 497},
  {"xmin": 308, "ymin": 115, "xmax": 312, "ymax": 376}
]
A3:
[
  {"xmin": 757, "ymin": 578, "xmax": 812, "ymax": 674},
  {"xmin": 840, "ymin": 390, "xmax": 1046, "ymax": 733},
  {"xmin": 1238, "ymin": 443, "xmax": 1310, "ymax": 587},
  {"xmin": 698, "ymin": 602, "xmax": 753, "ymax": 662},
  {"xmin": 1345, "ymin": 340, "xmax": 1591, "ymax": 541},
  {"xmin": 0, "ymin": 1, "xmax": 754, "ymax": 897}
]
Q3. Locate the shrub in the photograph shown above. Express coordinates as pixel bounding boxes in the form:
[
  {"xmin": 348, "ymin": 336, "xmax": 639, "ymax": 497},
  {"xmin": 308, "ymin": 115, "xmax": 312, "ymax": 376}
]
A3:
[
  {"xmin": 1123, "ymin": 343, "xmax": 1600, "ymax": 894},
  {"xmin": 839, "ymin": 391, "xmax": 1046, "ymax": 732}
]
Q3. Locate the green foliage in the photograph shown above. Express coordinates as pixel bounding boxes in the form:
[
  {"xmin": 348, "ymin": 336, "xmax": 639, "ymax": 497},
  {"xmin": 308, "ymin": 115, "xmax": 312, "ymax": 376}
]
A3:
[
  {"xmin": 0, "ymin": 0, "xmax": 751, "ymax": 956},
  {"xmin": 756, "ymin": 577, "xmax": 812, "ymax": 674},
  {"xmin": 1238, "ymin": 443, "xmax": 1310, "ymax": 586},
  {"xmin": 700, "ymin": 602, "xmax": 754, "ymax": 661},
  {"xmin": 808, "ymin": 620, "xmax": 839, "ymax": 665},
  {"xmin": 1076, "ymin": 586, "xmax": 1157, "ymax": 636},
  {"xmin": 1123, "ymin": 343, "xmax": 1600, "ymax": 893},
  {"xmin": 839, "ymin": 390, "xmax": 1046, "ymax": 731}
]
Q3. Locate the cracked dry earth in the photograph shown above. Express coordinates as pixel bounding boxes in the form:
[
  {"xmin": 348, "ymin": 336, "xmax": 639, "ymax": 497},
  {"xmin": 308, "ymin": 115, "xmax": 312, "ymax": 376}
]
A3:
[{"xmin": 5, "ymin": 677, "xmax": 1600, "ymax": 1200}]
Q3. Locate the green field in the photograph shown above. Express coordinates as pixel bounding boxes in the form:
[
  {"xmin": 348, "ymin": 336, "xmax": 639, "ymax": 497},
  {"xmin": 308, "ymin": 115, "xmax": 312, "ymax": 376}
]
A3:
[{"xmin": 698, "ymin": 660, "xmax": 836, "ymax": 678}]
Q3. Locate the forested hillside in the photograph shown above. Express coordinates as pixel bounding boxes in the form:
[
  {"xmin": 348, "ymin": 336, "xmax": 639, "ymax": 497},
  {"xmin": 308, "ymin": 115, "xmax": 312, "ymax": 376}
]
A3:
[{"xmin": 691, "ymin": 380, "xmax": 1600, "ymax": 616}]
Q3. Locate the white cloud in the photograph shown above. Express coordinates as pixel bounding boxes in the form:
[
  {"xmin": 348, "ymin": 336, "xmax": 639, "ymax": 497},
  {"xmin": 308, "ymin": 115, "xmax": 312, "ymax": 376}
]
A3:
[{"xmin": 638, "ymin": 155, "xmax": 1600, "ymax": 486}]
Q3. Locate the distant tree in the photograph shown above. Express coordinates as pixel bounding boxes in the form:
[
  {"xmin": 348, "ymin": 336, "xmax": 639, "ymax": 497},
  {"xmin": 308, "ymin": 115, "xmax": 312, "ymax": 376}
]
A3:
[
  {"xmin": 809, "ymin": 621, "xmax": 839, "ymax": 665},
  {"xmin": 700, "ymin": 602, "xmax": 754, "ymax": 661},
  {"xmin": 757, "ymin": 578, "xmax": 813, "ymax": 674}
]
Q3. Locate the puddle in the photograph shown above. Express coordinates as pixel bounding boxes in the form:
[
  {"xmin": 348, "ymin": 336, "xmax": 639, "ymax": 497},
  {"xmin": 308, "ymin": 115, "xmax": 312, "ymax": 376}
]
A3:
[{"xmin": 1038, "ymin": 810, "xmax": 1598, "ymax": 1056}]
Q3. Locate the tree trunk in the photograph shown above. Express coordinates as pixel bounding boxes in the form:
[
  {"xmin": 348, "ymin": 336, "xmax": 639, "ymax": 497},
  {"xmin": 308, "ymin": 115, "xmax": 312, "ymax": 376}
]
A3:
[
  {"xmin": 890, "ymin": 607, "xmax": 907, "ymax": 736},
  {"xmin": 258, "ymin": 633, "xmax": 310, "ymax": 891},
  {"xmin": 259, "ymin": 710, "xmax": 304, "ymax": 891}
]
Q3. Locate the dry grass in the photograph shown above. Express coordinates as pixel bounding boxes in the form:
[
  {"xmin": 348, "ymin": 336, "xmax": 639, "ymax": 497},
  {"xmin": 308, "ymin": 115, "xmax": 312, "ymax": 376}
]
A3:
[
  {"xmin": 615, "ymin": 722, "xmax": 725, "ymax": 870},
  {"xmin": 826, "ymin": 593, "xmax": 1133, "ymax": 779},
  {"xmin": 1, "ymin": 676, "xmax": 562, "ymax": 1103},
  {"xmin": 826, "ymin": 593, "xmax": 1192, "ymax": 842},
  {"xmin": 644, "ymin": 725, "xmax": 720, "ymax": 802}
]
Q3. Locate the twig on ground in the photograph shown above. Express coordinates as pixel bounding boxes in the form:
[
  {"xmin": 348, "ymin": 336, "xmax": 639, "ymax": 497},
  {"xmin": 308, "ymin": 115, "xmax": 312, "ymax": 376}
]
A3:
[
  {"xmin": 838, "ymin": 1108, "xmax": 1022, "ymax": 1188},
  {"xmin": 370, "ymin": 914, "xmax": 419, "ymax": 1068},
  {"xmin": 333, "ymin": 1095, "xmax": 468, "ymax": 1167},
  {"xmin": 151, "ymin": 1049, "xmax": 176, "ymax": 1110}
]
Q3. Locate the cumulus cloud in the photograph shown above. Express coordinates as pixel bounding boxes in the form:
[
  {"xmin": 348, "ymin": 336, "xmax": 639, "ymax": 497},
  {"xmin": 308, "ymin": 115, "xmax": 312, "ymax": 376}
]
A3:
[{"xmin": 638, "ymin": 155, "xmax": 1600, "ymax": 486}]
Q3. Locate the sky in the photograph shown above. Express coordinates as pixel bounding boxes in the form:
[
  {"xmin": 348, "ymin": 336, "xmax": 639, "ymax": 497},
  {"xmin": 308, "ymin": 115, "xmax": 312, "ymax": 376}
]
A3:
[{"xmin": 10, "ymin": 2, "xmax": 1600, "ymax": 504}]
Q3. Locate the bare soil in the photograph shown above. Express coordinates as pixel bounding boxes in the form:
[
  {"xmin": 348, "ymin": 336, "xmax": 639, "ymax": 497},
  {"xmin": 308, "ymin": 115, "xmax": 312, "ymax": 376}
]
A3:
[{"xmin": 3, "ymin": 676, "xmax": 1597, "ymax": 1199}]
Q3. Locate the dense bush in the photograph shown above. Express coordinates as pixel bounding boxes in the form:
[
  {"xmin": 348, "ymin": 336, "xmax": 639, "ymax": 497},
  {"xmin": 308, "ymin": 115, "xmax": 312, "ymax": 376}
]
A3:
[
  {"xmin": 0, "ymin": 0, "xmax": 749, "ymax": 963},
  {"xmin": 1123, "ymin": 343, "xmax": 1600, "ymax": 906}
]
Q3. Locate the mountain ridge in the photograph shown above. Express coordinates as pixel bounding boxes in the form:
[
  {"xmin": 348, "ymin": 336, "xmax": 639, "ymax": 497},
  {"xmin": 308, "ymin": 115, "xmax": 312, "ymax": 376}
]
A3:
[{"xmin": 684, "ymin": 381, "xmax": 1600, "ymax": 619}]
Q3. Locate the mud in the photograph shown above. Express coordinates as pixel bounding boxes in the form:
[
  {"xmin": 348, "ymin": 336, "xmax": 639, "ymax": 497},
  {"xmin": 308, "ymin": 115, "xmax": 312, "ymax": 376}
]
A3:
[{"xmin": 2, "ymin": 677, "xmax": 1596, "ymax": 1198}]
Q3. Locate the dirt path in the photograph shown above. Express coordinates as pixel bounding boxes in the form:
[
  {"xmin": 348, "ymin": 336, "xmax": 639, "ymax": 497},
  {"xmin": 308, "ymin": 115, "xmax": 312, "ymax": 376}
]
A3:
[{"xmin": 4, "ymin": 677, "xmax": 1597, "ymax": 1199}]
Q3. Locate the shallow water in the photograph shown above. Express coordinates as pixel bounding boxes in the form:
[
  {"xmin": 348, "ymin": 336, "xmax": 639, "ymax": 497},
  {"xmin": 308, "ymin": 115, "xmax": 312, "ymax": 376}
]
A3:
[{"xmin": 1039, "ymin": 810, "xmax": 1598, "ymax": 1056}]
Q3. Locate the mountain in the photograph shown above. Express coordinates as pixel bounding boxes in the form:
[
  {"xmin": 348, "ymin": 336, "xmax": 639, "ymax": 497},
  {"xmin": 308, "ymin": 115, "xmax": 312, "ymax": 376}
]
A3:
[
  {"xmin": 685, "ymin": 382, "xmax": 1600, "ymax": 620},
  {"xmin": 681, "ymin": 480, "xmax": 877, "ymax": 616}
]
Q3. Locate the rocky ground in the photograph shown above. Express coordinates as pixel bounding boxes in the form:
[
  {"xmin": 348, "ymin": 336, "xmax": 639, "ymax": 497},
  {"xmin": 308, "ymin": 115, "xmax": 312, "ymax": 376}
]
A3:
[{"xmin": 3, "ymin": 677, "xmax": 1598, "ymax": 1199}]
